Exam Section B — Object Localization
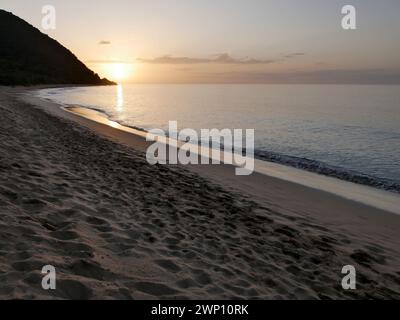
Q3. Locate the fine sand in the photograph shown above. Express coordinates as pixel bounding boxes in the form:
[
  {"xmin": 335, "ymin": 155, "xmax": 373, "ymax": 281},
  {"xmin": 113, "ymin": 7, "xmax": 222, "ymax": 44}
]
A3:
[{"xmin": 1, "ymin": 86, "xmax": 400, "ymax": 299}]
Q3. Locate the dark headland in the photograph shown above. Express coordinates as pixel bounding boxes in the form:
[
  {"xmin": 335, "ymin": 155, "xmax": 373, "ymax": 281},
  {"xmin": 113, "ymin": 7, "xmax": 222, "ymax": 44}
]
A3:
[{"xmin": 0, "ymin": 10, "xmax": 115, "ymax": 86}]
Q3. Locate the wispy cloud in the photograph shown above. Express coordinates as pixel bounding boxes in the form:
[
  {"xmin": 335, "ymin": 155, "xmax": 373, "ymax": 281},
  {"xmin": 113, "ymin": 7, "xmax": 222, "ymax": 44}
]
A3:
[
  {"xmin": 137, "ymin": 53, "xmax": 283, "ymax": 65},
  {"xmin": 85, "ymin": 59, "xmax": 130, "ymax": 64},
  {"xmin": 138, "ymin": 55, "xmax": 209, "ymax": 64},
  {"xmin": 284, "ymin": 52, "xmax": 305, "ymax": 59},
  {"xmin": 137, "ymin": 52, "xmax": 306, "ymax": 65},
  {"xmin": 98, "ymin": 40, "xmax": 111, "ymax": 45}
]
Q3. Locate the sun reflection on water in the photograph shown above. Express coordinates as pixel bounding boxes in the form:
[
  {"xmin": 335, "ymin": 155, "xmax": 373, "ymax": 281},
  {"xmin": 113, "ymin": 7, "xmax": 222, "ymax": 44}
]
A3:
[{"xmin": 116, "ymin": 84, "xmax": 124, "ymax": 112}]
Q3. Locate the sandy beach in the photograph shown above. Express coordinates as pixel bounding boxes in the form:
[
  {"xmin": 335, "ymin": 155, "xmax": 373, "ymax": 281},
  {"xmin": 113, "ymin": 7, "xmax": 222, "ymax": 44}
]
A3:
[{"xmin": 1, "ymin": 86, "xmax": 400, "ymax": 299}]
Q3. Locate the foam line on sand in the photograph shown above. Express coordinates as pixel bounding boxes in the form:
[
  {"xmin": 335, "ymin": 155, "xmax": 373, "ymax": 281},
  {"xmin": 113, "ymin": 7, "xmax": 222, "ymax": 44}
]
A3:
[{"xmin": 62, "ymin": 101, "xmax": 400, "ymax": 216}]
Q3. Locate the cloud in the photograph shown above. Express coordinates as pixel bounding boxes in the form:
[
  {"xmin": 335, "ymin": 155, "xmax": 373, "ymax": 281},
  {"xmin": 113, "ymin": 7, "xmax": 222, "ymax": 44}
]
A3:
[
  {"xmin": 98, "ymin": 40, "xmax": 111, "ymax": 45},
  {"xmin": 85, "ymin": 59, "xmax": 129, "ymax": 64},
  {"xmin": 284, "ymin": 52, "xmax": 305, "ymax": 59},
  {"xmin": 138, "ymin": 55, "xmax": 209, "ymax": 64},
  {"xmin": 137, "ymin": 53, "xmax": 277, "ymax": 65}
]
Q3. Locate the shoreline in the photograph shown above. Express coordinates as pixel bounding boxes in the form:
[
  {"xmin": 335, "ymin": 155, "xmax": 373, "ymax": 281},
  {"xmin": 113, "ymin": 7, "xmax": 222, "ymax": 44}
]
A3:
[
  {"xmin": 21, "ymin": 86, "xmax": 400, "ymax": 251},
  {"xmin": 1, "ymin": 85, "xmax": 400, "ymax": 299},
  {"xmin": 37, "ymin": 85, "xmax": 400, "ymax": 195},
  {"xmin": 30, "ymin": 90, "xmax": 400, "ymax": 215}
]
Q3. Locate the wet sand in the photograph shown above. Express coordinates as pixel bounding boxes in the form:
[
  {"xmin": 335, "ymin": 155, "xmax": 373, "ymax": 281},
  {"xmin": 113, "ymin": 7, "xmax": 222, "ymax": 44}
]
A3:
[{"xmin": 0, "ymin": 86, "xmax": 400, "ymax": 299}]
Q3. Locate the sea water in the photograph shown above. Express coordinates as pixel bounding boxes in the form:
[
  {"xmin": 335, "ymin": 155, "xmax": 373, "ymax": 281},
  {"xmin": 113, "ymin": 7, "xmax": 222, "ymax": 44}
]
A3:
[{"xmin": 38, "ymin": 84, "xmax": 400, "ymax": 192}]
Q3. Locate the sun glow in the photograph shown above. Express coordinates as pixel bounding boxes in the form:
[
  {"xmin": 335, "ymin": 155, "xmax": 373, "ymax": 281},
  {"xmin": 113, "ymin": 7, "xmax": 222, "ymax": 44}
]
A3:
[{"xmin": 104, "ymin": 63, "xmax": 134, "ymax": 82}]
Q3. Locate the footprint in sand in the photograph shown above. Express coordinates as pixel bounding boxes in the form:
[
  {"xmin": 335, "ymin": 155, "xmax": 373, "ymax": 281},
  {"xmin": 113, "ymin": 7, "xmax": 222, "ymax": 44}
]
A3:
[
  {"xmin": 132, "ymin": 281, "xmax": 179, "ymax": 296},
  {"xmin": 155, "ymin": 259, "xmax": 181, "ymax": 273},
  {"xmin": 56, "ymin": 279, "xmax": 93, "ymax": 300}
]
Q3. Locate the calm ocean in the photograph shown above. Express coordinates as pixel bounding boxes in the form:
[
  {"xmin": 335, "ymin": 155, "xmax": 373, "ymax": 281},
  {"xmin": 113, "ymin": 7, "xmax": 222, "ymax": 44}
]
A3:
[{"xmin": 38, "ymin": 84, "xmax": 400, "ymax": 192}]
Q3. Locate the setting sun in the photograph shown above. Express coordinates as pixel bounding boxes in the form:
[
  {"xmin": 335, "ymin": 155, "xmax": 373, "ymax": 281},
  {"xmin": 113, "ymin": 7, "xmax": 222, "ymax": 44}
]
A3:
[
  {"xmin": 108, "ymin": 63, "xmax": 134, "ymax": 82},
  {"xmin": 92, "ymin": 62, "xmax": 135, "ymax": 83}
]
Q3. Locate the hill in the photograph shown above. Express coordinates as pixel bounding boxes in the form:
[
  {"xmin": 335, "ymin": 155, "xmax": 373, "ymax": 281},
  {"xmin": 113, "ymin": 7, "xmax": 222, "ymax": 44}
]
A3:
[{"xmin": 0, "ymin": 10, "xmax": 115, "ymax": 86}]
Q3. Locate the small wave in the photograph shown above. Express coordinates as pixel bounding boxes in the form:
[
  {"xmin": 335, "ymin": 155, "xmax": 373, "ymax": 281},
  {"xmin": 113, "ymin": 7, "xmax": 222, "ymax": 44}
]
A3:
[
  {"xmin": 61, "ymin": 103, "xmax": 400, "ymax": 194},
  {"xmin": 37, "ymin": 88, "xmax": 400, "ymax": 194},
  {"xmin": 66, "ymin": 104, "xmax": 149, "ymax": 133},
  {"xmin": 254, "ymin": 150, "xmax": 400, "ymax": 193}
]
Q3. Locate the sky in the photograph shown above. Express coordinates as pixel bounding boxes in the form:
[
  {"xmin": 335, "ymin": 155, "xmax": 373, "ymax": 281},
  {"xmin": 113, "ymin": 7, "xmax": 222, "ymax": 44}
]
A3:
[{"xmin": 1, "ymin": 0, "xmax": 400, "ymax": 83}]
